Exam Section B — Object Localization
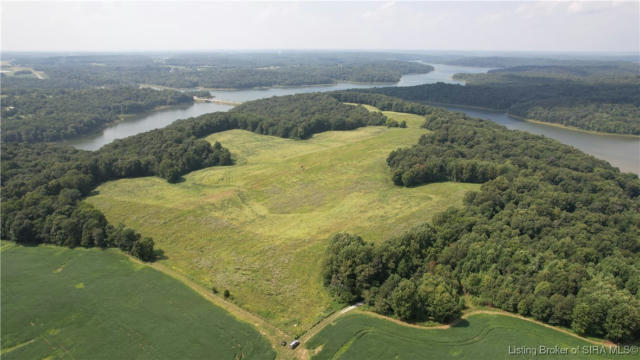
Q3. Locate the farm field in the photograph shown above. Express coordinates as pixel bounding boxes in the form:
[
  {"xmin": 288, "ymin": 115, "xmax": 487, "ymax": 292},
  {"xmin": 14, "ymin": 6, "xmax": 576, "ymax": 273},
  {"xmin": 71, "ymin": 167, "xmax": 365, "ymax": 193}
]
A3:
[
  {"xmin": 306, "ymin": 312, "xmax": 617, "ymax": 360},
  {"xmin": 0, "ymin": 62, "xmax": 47, "ymax": 79},
  {"xmin": 86, "ymin": 107, "xmax": 480, "ymax": 333},
  {"xmin": 0, "ymin": 242, "xmax": 275, "ymax": 360}
]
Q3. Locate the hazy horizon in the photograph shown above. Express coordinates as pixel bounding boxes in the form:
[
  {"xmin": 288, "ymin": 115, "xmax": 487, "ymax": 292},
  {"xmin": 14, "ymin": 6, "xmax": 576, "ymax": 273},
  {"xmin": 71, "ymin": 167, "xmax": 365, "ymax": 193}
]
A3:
[{"xmin": 2, "ymin": 1, "xmax": 638, "ymax": 53}]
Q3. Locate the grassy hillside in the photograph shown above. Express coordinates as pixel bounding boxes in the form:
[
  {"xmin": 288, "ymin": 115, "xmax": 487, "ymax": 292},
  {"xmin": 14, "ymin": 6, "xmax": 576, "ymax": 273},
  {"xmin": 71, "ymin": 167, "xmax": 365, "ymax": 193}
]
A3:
[
  {"xmin": 306, "ymin": 312, "xmax": 617, "ymax": 360},
  {"xmin": 0, "ymin": 242, "xmax": 274, "ymax": 359},
  {"xmin": 86, "ymin": 108, "xmax": 479, "ymax": 333}
]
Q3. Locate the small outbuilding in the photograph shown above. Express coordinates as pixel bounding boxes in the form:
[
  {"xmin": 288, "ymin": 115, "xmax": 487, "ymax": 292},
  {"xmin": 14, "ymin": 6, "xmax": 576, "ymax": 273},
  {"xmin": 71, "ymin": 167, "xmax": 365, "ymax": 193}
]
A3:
[{"xmin": 289, "ymin": 339, "xmax": 300, "ymax": 349}]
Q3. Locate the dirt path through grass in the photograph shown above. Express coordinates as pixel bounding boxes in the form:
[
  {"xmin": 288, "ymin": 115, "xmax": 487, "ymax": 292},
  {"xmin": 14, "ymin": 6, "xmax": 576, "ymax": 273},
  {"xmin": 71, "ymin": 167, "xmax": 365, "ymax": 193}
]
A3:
[
  {"xmin": 300, "ymin": 303, "xmax": 363, "ymax": 345},
  {"xmin": 125, "ymin": 255, "xmax": 307, "ymax": 359}
]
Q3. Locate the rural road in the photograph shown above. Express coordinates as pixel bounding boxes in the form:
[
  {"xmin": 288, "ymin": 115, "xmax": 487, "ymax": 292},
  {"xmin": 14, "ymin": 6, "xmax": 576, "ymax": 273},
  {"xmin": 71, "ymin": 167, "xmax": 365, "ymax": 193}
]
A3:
[{"xmin": 300, "ymin": 302, "xmax": 364, "ymax": 345}]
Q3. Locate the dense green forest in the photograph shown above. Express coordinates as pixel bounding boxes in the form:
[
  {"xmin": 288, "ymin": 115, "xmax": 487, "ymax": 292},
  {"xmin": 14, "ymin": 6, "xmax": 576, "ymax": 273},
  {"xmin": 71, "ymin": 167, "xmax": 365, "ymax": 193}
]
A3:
[
  {"xmin": 446, "ymin": 56, "xmax": 639, "ymax": 71},
  {"xmin": 486, "ymin": 63, "xmax": 640, "ymax": 79},
  {"xmin": 1, "ymin": 134, "xmax": 232, "ymax": 259},
  {"xmin": 229, "ymin": 93, "xmax": 393, "ymax": 137},
  {"xmin": 454, "ymin": 66, "xmax": 640, "ymax": 85},
  {"xmin": 1, "ymin": 94, "xmax": 387, "ymax": 262},
  {"xmin": 363, "ymin": 77, "xmax": 640, "ymax": 135},
  {"xmin": 322, "ymin": 93, "xmax": 640, "ymax": 342},
  {"xmin": 132, "ymin": 61, "xmax": 432, "ymax": 89},
  {"xmin": 1, "ymin": 87, "xmax": 194, "ymax": 142},
  {"xmin": 1, "ymin": 120, "xmax": 233, "ymax": 260},
  {"xmin": 165, "ymin": 93, "xmax": 395, "ymax": 142},
  {"xmin": 2, "ymin": 53, "xmax": 433, "ymax": 89}
]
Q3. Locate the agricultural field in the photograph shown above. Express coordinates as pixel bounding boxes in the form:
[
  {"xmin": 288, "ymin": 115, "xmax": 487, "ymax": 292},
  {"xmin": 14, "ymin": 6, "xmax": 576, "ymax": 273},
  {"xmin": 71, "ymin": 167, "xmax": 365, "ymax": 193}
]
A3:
[
  {"xmin": 1, "ymin": 242, "xmax": 274, "ymax": 360},
  {"xmin": 306, "ymin": 312, "xmax": 617, "ymax": 360},
  {"xmin": 86, "ymin": 108, "xmax": 479, "ymax": 333},
  {"xmin": 0, "ymin": 62, "xmax": 47, "ymax": 79}
]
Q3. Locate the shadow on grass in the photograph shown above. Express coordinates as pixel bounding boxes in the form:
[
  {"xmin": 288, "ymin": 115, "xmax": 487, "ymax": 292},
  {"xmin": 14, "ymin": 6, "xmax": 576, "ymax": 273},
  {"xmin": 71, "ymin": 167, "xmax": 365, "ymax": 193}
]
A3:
[
  {"xmin": 167, "ymin": 176, "xmax": 186, "ymax": 184},
  {"xmin": 452, "ymin": 319, "xmax": 470, "ymax": 328},
  {"xmin": 153, "ymin": 248, "xmax": 169, "ymax": 261}
]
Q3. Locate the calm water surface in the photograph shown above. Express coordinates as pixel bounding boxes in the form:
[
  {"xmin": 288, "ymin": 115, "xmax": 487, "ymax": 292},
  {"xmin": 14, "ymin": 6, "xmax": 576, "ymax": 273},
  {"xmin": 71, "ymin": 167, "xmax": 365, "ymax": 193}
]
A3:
[
  {"xmin": 66, "ymin": 64, "xmax": 639, "ymax": 175},
  {"xmin": 446, "ymin": 107, "xmax": 639, "ymax": 175},
  {"xmin": 65, "ymin": 63, "xmax": 491, "ymax": 151},
  {"xmin": 65, "ymin": 102, "xmax": 233, "ymax": 150}
]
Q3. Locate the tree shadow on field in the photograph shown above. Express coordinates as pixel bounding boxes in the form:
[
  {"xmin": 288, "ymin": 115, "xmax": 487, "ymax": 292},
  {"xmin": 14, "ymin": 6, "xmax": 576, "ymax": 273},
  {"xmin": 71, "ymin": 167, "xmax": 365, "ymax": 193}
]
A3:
[
  {"xmin": 153, "ymin": 248, "xmax": 168, "ymax": 261},
  {"xmin": 452, "ymin": 319, "xmax": 470, "ymax": 328}
]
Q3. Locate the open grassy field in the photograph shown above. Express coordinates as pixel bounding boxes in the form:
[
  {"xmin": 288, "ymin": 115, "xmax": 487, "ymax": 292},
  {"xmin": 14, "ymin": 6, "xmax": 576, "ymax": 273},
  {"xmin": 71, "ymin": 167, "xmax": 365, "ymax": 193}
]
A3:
[
  {"xmin": 0, "ymin": 63, "xmax": 47, "ymax": 79},
  {"xmin": 306, "ymin": 312, "xmax": 618, "ymax": 360},
  {"xmin": 85, "ymin": 107, "xmax": 479, "ymax": 334},
  {"xmin": 1, "ymin": 242, "xmax": 274, "ymax": 360}
]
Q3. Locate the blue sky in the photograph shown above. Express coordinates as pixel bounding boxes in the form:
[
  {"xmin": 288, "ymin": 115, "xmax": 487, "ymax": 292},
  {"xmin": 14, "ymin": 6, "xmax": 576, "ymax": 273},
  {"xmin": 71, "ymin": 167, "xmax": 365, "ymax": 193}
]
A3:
[{"xmin": 2, "ymin": 1, "xmax": 638, "ymax": 52}]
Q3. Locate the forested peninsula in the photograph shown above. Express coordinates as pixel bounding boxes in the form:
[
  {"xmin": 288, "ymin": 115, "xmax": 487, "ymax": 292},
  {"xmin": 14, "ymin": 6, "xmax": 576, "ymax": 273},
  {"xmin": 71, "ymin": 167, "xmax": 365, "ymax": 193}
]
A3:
[
  {"xmin": 366, "ymin": 65, "xmax": 640, "ymax": 136},
  {"xmin": 1, "ymin": 87, "xmax": 195, "ymax": 143},
  {"xmin": 325, "ymin": 92, "xmax": 640, "ymax": 342},
  {"xmin": 366, "ymin": 81, "xmax": 640, "ymax": 135}
]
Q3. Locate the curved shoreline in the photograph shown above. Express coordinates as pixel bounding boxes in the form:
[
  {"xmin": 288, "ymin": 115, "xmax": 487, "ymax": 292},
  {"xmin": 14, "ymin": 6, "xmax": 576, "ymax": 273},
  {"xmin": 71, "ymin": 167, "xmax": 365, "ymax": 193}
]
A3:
[
  {"xmin": 53, "ymin": 102, "xmax": 194, "ymax": 147},
  {"xmin": 420, "ymin": 100, "xmax": 640, "ymax": 139},
  {"xmin": 138, "ymin": 72, "xmax": 434, "ymax": 93},
  {"xmin": 508, "ymin": 113, "xmax": 640, "ymax": 139}
]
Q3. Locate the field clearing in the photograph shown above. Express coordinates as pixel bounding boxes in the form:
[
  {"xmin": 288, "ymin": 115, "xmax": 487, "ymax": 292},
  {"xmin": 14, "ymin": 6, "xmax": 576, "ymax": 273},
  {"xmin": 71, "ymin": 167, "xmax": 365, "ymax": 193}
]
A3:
[
  {"xmin": 0, "ymin": 64, "xmax": 47, "ymax": 79},
  {"xmin": 1, "ymin": 242, "xmax": 274, "ymax": 360},
  {"xmin": 306, "ymin": 312, "xmax": 617, "ymax": 359},
  {"xmin": 86, "ymin": 108, "xmax": 479, "ymax": 333}
]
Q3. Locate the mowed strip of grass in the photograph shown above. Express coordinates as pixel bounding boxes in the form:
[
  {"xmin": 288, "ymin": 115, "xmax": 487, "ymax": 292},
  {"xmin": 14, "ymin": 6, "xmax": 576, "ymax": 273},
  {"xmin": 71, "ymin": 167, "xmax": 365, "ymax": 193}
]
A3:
[
  {"xmin": 1, "ymin": 242, "xmax": 274, "ymax": 360},
  {"xmin": 86, "ymin": 108, "xmax": 479, "ymax": 333},
  {"xmin": 307, "ymin": 312, "xmax": 617, "ymax": 360}
]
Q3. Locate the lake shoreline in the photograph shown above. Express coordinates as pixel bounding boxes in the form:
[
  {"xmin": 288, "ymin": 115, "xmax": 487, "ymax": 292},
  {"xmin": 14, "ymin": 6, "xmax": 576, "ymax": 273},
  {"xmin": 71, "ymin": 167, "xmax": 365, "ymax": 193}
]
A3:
[
  {"xmin": 509, "ymin": 114, "xmax": 640, "ymax": 139},
  {"xmin": 420, "ymin": 101, "xmax": 640, "ymax": 139},
  {"xmin": 64, "ymin": 64, "xmax": 638, "ymax": 175},
  {"xmin": 60, "ymin": 102, "xmax": 196, "ymax": 149},
  {"xmin": 140, "ymin": 78, "xmax": 414, "ymax": 93}
]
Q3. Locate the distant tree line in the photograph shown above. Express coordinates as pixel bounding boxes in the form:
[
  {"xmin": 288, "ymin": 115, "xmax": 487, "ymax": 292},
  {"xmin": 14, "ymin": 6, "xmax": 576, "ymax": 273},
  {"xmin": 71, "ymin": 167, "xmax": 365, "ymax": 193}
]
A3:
[
  {"xmin": 487, "ymin": 64, "xmax": 640, "ymax": 79},
  {"xmin": 1, "ymin": 87, "xmax": 194, "ymax": 143},
  {"xmin": 446, "ymin": 57, "xmax": 639, "ymax": 74},
  {"xmin": 2, "ymin": 56, "xmax": 433, "ymax": 90},
  {"xmin": 322, "ymin": 93, "xmax": 640, "ymax": 342},
  {"xmin": 13, "ymin": 70, "xmax": 34, "ymax": 76},
  {"xmin": 136, "ymin": 61, "xmax": 432, "ymax": 89},
  {"xmin": 363, "ymin": 76, "xmax": 640, "ymax": 135},
  {"xmin": 229, "ymin": 93, "xmax": 391, "ymax": 138}
]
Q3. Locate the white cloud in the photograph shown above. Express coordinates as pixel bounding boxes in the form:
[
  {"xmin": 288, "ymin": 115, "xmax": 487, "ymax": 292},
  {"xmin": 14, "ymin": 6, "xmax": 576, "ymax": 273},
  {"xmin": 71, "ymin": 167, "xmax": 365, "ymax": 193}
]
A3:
[{"xmin": 1, "ymin": 1, "xmax": 637, "ymax": 52}]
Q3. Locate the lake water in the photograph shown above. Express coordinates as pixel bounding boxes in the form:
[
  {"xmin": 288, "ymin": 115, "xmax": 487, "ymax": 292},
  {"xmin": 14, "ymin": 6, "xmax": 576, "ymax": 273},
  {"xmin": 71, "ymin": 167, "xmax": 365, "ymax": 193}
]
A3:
[
  {"xmin": 65, "ymin": 102, "xmax": 234, "ymax": 150},
  {"xmin": 445, "ymin": 107, "xmax": 639, "ymax": 175},
  {"xmin": 65, "ymin": 63, "xmax": 491, "ymax": 151},
  {"xmin": 66, "ymin": 63, "xmax": 639, "ymax": 175}
]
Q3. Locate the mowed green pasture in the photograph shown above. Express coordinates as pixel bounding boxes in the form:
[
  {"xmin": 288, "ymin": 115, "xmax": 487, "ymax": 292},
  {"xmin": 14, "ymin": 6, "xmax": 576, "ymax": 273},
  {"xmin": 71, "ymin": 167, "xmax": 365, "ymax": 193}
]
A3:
[
  {"xmin": 307, "ymin": 312, "xmax": 616, "ymax": 360},
  {"xmin": 1, "ymin": 242, "xmax": 274, "ymax": 360},
  {"xmin": 86, "ymin": 108, "xmax": 479, "ymax": 333}
]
